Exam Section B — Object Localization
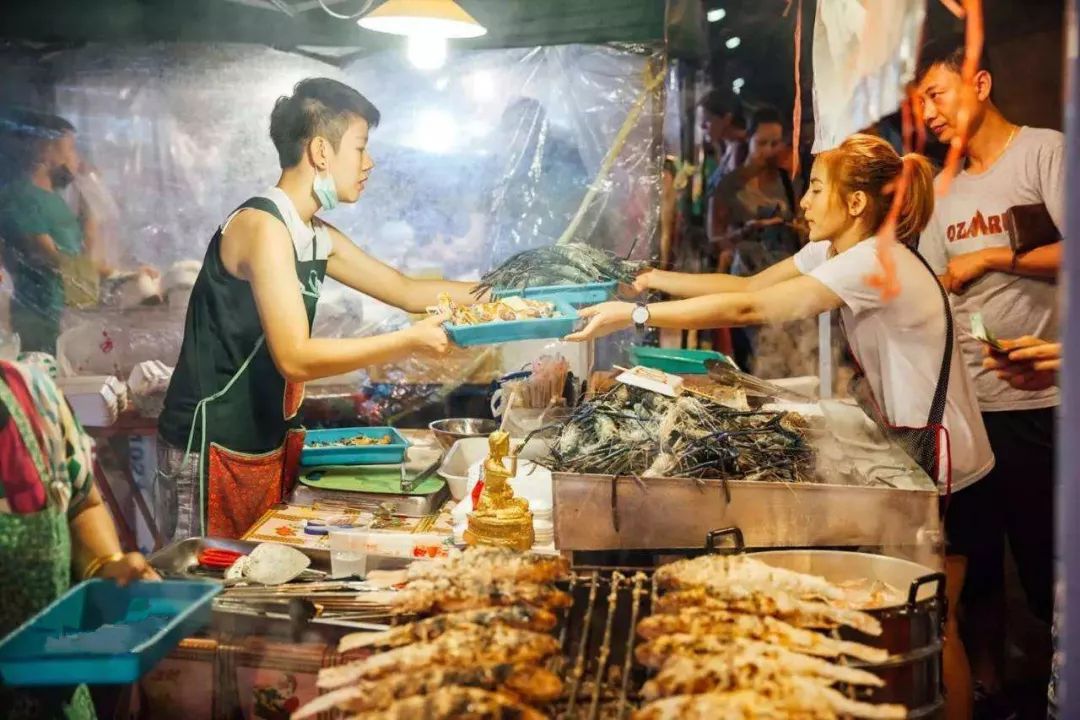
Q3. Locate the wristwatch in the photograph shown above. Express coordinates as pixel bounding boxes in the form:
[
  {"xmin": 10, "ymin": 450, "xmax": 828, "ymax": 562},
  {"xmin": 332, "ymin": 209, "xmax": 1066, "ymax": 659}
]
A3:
[{"xmin": 631, "ymin": 302, "xmax": 651, "ymax": 330}]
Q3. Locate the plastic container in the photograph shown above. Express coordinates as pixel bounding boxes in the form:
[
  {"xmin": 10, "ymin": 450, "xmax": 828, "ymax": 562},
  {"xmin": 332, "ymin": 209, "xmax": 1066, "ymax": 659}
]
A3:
[
  {"xmin": 0, "ymin": 579, "xmax": 220, "ymax": 686},
  {"xmin": 492, "ymin": 281, "xmax": 617, "ymax": 306},
  {"xmin": 445, "ymin": 297, "xmax": 580, "ymax": 347},
  {"xmin": 629, "ymin": 346, "xmax": 736, "ymax": 375},
  {"xmin": 301, "ymin": 427, "xmax": 410, "ymax": 467},
  {"xmin": 328, "ymin": 528, "xmax": 370, "ymax": 579}
]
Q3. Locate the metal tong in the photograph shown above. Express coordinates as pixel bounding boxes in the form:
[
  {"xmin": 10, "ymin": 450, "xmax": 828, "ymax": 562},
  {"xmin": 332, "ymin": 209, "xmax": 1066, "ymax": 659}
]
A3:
[{"xmin": 704, "ymin": 359, "xmax": 815, "ymax": 402}]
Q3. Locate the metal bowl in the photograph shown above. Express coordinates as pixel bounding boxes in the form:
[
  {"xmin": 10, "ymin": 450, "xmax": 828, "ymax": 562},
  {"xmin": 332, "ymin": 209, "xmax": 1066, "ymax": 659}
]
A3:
[{"xmin": 428, "ymin": 418, "xmax": 498, "ymax": 450}]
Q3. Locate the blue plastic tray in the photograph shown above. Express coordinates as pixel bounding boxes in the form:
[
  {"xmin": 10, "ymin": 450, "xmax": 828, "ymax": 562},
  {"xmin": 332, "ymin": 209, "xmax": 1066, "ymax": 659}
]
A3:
[
  {"xmin": 630, "ymin": 346, "xmax": 738, "ymax": 375},
  {"xmin": 446, "ymin": 297, "xmax": 580, "ymax": 347},
  {"xmin": 301, "ymin": 426, "xmax": 410, "ymax": 467},
  {"xmin": 0, "ymin": 579, "xmax": 220, "ymax": 686},
  {"xmin": 492, "ymin": 281, "xmax": 617, "ymax": 306}
]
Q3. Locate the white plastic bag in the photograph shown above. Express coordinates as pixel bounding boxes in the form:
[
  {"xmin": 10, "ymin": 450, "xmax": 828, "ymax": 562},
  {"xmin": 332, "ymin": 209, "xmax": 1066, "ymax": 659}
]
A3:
[{"xmin": 811, "ymin": 0, "xmax": 927, "ymax": 153}]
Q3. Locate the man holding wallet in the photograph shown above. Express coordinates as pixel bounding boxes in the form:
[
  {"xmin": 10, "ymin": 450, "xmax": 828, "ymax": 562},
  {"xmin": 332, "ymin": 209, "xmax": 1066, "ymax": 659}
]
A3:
[{"xmin": 917, "ymin": 37, "xmax": 1061, "ymax": 716}]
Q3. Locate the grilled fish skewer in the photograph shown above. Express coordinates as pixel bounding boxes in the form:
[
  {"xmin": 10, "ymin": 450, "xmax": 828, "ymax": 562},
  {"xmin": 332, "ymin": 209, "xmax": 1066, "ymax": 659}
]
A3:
[
  {"xmin": 367, "ymin": 547, "xmax": 569, "ymax": 588},
  {"xmin": 344, "ymin": 686, "xmax": 548, "ymax": 720},
  {"xmin": 641, "ymin": 641, "xmax": 884, "ymax": 700},
  {"xmin": 389, "ymin": 579, "xmax": 572, "ymax": 615},
  {"xmin": 636, "ymin": 617, "xmax": 888, "ymax": 667},
  {"xmin": 655, "ymin": 555, "xmax": 843, "ymax": 601},
  {"xmin": 293, "ymin": 663, "xmax": 562, "ymax": 719},
  {"xmin": 339, "ymin": 605, "xmax": 558, "ymax": 652},
  {"xmin": 634, "ymin": 680, "xmax": 906, "ymax": 720},
  {"xmin": 319, "ymin": 626, "xmax": 560, "ymax": 689},
  {"xmin": 652, "ymin": 587, "xmax": 881, "ymax": 636}
]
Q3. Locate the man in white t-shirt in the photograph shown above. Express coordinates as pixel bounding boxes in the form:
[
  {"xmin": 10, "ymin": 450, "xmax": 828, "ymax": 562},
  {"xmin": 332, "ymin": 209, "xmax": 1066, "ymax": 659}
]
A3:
[{"xmin": 916, "ymin": 37, "xmax": 1060, "ymax": 713}]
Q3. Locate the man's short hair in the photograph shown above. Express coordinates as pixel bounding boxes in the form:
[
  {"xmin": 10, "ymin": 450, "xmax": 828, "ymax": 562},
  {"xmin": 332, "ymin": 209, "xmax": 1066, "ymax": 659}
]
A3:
[
  {"xmin": 916, "ymin": 35, "xmax": 992, "ymax": 84},
  {"xmin": 269, "ymin": 78, "xmax": 380, "ymax": 169}
]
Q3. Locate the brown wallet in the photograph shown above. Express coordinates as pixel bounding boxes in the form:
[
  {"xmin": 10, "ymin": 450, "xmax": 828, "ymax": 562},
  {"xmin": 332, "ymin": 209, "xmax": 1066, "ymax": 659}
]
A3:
[{"xmin": 1003, "ymin": 203, "xmax": 1060, "ymax": 255}]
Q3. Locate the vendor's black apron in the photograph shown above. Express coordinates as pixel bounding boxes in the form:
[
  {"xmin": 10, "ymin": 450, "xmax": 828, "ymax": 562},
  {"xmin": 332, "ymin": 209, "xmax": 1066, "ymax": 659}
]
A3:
[{"xmin": 158, "ymin": 189, "xmax": 327, "ymax": 538}]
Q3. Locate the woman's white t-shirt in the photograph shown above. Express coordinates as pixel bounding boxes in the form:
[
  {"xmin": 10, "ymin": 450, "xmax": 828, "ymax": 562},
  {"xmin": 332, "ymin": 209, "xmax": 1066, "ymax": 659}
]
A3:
[{"xmin": 793, "ymin": 239, "xmax": 994, "ymax": 493}]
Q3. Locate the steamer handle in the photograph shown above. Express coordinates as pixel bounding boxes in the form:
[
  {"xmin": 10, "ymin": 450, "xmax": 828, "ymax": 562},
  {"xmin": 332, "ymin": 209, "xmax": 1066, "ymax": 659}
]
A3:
[
  {"xmin": 907, "ymin": 571, "xmax": 946, "ymax": 609},
  {"xmin": 705, "ymin": 527, "xmax": 745, "ymax": 555}
]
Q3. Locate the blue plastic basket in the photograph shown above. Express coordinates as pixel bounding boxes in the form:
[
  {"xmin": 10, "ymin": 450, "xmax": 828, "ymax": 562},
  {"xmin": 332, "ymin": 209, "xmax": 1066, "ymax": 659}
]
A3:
[
  {"xmin": 492, "ymin": 281, "xmax": 617, "ymax": 306},
  {"xmin": 445, "ymin": 297, "xmax": 580, "ymax": 347},
  {"xmin": 0, "ymin": 579, "xmax": 220, "ymax": 686},
  {"xmin": 301, "ymin": 426, "xmax": 410, "ymax": 467}
]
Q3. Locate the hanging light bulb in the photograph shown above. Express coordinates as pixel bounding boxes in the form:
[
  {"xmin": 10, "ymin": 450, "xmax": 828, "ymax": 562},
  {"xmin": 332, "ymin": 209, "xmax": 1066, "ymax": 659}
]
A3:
[
  {"xmin": 359, "ymin": 0, "xmax": 487, "ymax": 38},
  {"xmin": 406, "ymin": 34, "xmax": 448, "ymax": 70}
]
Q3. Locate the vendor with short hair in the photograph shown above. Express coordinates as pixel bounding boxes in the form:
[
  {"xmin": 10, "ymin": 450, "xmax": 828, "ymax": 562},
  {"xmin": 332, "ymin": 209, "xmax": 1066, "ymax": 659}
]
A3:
[{"xmin": 157, "ymin": 78, "xmax": 481, "ymax": 542}]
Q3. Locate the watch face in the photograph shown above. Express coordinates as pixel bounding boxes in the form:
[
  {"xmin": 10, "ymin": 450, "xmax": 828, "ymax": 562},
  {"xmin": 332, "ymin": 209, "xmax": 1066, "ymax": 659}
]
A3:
[{"xmin": 632, "ymin": 305, "xmax": 649, "ymax": 325}]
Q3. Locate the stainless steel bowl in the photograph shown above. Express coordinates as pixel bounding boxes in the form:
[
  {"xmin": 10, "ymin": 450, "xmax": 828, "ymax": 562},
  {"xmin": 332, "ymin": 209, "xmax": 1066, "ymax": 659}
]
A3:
[{"xmin": 428, "ymin": 418, "xmax": 498, "ymax": 450}]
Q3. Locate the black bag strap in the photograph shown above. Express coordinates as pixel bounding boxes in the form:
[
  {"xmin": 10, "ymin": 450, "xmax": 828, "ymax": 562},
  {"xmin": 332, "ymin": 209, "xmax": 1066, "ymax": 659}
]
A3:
[{"xmin": 905, "ymin": 246, "xmax": 953, "ymax": 427}]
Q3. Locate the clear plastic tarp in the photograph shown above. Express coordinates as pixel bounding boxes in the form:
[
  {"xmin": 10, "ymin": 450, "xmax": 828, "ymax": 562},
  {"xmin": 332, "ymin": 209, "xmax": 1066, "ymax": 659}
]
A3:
[{"xmin": 0, "ymin": 41, "xmax": 664, "ymax": 423}]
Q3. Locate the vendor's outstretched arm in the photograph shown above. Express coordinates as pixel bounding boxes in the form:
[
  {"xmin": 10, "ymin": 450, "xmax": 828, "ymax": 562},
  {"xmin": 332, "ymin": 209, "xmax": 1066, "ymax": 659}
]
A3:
[
  {"xmin": 568, "ymin": 275, "xmax": 841, "ymax": 341},
  {"xmin": 324, "ymin": 225, "xmax": 481, "ymax": 312},
  {"xmin": 237, "ymin": 214, "xmax": 448, "ymax": 383},
  {"xmin": 637, "ymin": 257, "xmax": 802, "ymax": 298}
]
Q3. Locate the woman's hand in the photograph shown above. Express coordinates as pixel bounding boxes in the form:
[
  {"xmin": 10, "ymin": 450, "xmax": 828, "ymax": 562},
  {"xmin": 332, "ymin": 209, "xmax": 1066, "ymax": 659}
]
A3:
[
  {"xmin": 565, "ymin": 301, "xmax": 635, "ymax": 342},
  {"xmin": 407, "ymin": 313, "xmax": 452, "ymax": 355},
  {"xmin": 982, "ymin": 336, "xmax": 1061, "ymax": 391},
  {"xmin": 624, "ymin": 269, "xmax": 656, "ymax": 297},
  {"xmin": 97, "ymin": 553, "xmax": 160, "ymax": 586}
]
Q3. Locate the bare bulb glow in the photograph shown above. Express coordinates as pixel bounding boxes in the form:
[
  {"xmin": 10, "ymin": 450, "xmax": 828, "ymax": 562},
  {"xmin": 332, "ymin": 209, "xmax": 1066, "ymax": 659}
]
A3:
[
  {"xmin": 407, "ymin": 34, "xmax": 448, "ymax": 70},
  {"xmin": 707, "ymin": 8, "xmax": 727, "ymax": 23},
  {"xmin": 725, "ymin": 36, "xmax": 741, "ymax": 50}
]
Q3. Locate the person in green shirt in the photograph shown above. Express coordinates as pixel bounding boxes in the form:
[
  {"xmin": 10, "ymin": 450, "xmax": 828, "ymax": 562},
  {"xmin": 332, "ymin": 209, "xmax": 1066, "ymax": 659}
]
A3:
[
  {"xmin": 0, "ymin": 113, "xmax": 87, "ymax": 354},
  {"xmin": 0, "ymin": 113, "xmax": 149, "ymax": 352}
]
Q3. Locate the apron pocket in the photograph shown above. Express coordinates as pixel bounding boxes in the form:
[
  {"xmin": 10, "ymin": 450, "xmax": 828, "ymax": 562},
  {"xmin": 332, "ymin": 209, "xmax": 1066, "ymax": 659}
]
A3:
[{"xmin": 206, "ymin": 429, "xmax": 306, "ymax": 539}]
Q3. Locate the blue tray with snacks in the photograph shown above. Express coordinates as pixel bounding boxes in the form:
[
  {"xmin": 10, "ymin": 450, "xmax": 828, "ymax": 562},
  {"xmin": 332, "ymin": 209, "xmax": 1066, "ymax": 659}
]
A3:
[
  {"xmin": 301, "ymin": 427, "xmax": 410, "ymax": 467},
  {"xmin": 630, "ymin": 346, "xmax": 739, "ymax": 375},
  {"xmin": 0, "ymin": 579, "xmax": 220, "ymax": 686},
  {"xmin": 446, "ymin": 297, "xmax": 580, "ymax": 347},
  {"xmin": 492, "ymin": 281, "xmax": 617, "ymax": 306}
]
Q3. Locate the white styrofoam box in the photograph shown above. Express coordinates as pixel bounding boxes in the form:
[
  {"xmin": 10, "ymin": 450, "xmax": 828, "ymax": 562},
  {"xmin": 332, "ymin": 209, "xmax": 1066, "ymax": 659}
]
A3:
[
  {"xmin": 437, "ymin": 435, "xmax": 550, "ymax": 501},
  {"xmin": 56, "ymin": 375, "xmax": 122, "ymax": 427}
]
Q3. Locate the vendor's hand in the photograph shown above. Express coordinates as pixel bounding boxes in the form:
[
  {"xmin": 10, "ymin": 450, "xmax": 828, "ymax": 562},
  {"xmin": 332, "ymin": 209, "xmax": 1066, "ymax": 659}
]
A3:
[
  {"xmin": 565, "ymin": 301, "xmax": 634, "ymax": 342},
  {"xmin": 625, "ymin": 269, "xmax": 656, "ymax": 297},
  {"xmin": 138, "ymin": 265, "xmax": 161, "ymax": 280},
  {"xmin": 982, "ymin": 336, "xmax": 1060, "ymax": 391},
  {"xmin": 97, "ymin": 553, "xmax": 160, "ymax": 586},
  {"xmin": 944, "ymin": 250, "xmax": 991, "ymax": 294},
  {"xmin": 408, "ymin": 313, "xmax": 452, "ymax": 354}
]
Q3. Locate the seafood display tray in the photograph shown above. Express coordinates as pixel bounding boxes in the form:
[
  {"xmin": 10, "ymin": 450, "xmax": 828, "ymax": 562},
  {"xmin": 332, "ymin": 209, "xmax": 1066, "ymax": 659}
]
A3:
[
  {"xmin": 149, "ymin": 537, "xmax": 333, "ymax": 578},
  {"xmin": 492, "ymin": 280, "xmax": 617, "ymax": 306},
  {"xmin": 552, "ymin": 472, "xmax": 940, "ymax": 559},
  {"xmin": 301, "ymin": 426, "xmax": 410, "ymax": 466},
  {"xmin": 444, "ymin": 297, "xmax": 579, "ymax": 347}
]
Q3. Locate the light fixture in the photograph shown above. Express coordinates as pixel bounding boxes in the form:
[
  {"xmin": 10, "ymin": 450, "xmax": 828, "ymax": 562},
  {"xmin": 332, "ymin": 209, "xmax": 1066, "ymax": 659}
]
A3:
[
  {"xmin": 707, "ymin": 8, "xmax": 727, "ymax": 23},
  {"xmin": 725, "ymin": 36, "xmax": 741, "ymax": 49},
  {"xmin": 407, "ymin": 34, "xmax": 448, "ymax": 69},
  {"xmin": 358, "ymin": 0, "xmax": 487, "ymax": 38},
  {"xmin": 732, "ymin": 77, "xmax": 745, "ymax": 94}
]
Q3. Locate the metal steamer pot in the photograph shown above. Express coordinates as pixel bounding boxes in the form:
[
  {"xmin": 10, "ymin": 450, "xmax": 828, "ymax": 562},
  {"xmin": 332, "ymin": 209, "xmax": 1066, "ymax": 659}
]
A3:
[{"xmin": 706, "ymin": 529, "xmax": 946, "ymax": 719}]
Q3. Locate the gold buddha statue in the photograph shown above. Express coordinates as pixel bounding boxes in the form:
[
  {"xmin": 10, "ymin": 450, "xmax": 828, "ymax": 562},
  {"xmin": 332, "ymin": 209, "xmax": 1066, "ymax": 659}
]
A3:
[{"xmin": 464, "ymin": 431, "xmax": 534, "ymax": 551}]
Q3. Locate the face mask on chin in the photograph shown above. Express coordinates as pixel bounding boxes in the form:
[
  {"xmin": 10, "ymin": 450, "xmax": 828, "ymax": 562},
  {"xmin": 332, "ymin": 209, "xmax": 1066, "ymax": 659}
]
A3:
[
  {"xmin": 49, "ymin": 165, "xmax": 75, "ymax": 190},
  {"xmin": 313, "ymin": 167, "xmax": 339, "ymax": 211}
]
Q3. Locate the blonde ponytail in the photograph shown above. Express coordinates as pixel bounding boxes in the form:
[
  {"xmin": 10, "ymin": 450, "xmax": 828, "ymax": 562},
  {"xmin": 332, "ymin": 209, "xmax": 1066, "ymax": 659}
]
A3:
[
  {"xmin": 818, "ymin": 135, "xmax": 936, "ymax": 246},
  {"xmin": 894, "ymin": 153, "xmax": 935, "ymax": 246}
]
